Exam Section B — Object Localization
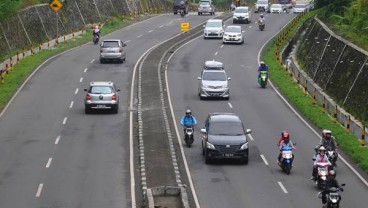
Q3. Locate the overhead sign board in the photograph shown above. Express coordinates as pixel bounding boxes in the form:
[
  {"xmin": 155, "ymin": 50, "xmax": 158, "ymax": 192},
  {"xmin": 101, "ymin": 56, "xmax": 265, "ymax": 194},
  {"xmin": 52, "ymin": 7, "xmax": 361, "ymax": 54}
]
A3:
[
  {"xmin": 50, "ymin": 0, "xmax": 63, "ymax": 12},
  {"xmin": 180, "ymin": 22, "xmax": 190, "ymax": 32}
]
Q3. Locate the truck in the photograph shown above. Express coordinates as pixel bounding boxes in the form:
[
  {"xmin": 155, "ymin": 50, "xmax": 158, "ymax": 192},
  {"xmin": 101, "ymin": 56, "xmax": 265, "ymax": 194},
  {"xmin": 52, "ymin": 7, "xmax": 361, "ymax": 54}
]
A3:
[{"xmin": 255, "ymin": 0, "xmax": 270, "ymax": 13}]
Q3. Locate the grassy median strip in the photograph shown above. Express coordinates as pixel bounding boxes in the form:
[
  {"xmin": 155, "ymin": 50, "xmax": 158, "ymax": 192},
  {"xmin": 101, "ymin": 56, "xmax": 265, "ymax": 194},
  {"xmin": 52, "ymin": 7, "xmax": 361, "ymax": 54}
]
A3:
[
  {"xmin": 0, "ymin": 15, "xmax": 147, "ymax": 111},
  {"xmin": 262, "ymin": 11, "xmax": 368, "ymax": 172}
]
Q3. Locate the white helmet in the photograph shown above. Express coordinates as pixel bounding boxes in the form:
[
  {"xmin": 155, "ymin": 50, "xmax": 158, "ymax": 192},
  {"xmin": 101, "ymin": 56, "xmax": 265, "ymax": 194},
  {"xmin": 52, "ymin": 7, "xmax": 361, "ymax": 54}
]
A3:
[{"xmin": 95, "ymin": 25, "xmax": 99, "ymax": 29}]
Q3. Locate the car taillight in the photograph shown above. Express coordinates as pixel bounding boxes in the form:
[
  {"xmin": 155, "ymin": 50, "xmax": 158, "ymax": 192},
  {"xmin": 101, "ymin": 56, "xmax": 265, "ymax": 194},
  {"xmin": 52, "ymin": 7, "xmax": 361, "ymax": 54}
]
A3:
[
  {"xmin": 112, "ymin": 93, "xmax": 117, "ymax": 100},
  {"xmin": 85, "ymin": 94, "xmax": 91, "ymax": 101}
]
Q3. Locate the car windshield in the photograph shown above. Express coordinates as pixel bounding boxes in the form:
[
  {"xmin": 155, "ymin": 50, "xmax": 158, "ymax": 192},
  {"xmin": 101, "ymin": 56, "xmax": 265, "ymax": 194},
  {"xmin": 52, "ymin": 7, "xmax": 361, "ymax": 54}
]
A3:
[
  {"xmin": 225, "ymin": 27, "xmax": 241, "ymax": 33},
  {"xmin": 209, "ymin": 121, "xmax": 245, "ymax": 135},
  {"xmin": 295, "ymin": 4, "xmax": 306, "ymax": 8},
  {"xmin": 206, "ymin": 21, "xmax": 222, "ymax": 27},
  {"xmin": 90, "ymin": 86, "xmax": 113, "ymax": 94},
  {"xmin": 203, "ymin": 71, "xmax": 226, "ymax": 81},
  {"xmin": 234, "ymin": 8, "xmax": 248, "ymax": 13},
  {"xmin": 258, "ymin": 1, "xmax": 268, "ymax": 4},
  {"xmin": 102, "ymin": 41, "xmax": 119, "ymax": 48},
  {"xmin": 200, "ymin": 2, "xmax": 210, "ymax": 5},
  {"xmin": 272, "ymin": 4, "xmax": 282, "ymax": 8}
]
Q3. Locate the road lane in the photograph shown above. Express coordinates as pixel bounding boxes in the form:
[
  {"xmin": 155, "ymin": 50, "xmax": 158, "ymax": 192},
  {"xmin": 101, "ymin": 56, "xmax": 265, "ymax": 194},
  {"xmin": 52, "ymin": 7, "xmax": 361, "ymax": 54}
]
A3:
[{"xmin": 167, "ymin": 13, "xmax": 368, "ymax": 208}]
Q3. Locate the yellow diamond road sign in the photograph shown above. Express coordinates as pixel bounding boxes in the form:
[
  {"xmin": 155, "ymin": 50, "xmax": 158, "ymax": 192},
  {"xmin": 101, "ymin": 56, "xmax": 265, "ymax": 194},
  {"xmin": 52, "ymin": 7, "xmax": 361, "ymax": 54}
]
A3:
[
  {"xmin": 180, "ymin": 22, "xmax": 190, "ymax": 32},
  {"xmin": 50, "ymin": 0, "xmax": 63, "ymax": 12}
]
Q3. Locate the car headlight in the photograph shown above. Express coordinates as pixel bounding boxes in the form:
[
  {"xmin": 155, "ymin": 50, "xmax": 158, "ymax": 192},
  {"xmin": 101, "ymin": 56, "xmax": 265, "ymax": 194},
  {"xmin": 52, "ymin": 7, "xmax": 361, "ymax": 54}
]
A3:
[
  {"xmin": 206, "ymin": 142, "xmax": 216, "ymax": 150},
  {"xmin": 222, "ymin": 85, "xmax": 228, "ymax": 88},
  {"xmin": 202, "ymin": 85, "xmax": 210, "ymax": 88},
  {"xmin": 237, "ymin": 34, "xmax": 242, "ymax": 37},
  {"xmin": 240, "ymin": 142, "xmax": 248, "ymax": 150}
]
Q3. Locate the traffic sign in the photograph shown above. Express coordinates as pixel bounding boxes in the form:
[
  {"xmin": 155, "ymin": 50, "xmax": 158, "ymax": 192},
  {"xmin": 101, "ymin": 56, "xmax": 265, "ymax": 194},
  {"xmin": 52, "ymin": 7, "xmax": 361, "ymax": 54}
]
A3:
[
  {"xmin": 180, "ymin": 22, "xmax": 190, "ymax": 32},
  {"xmin": 50, "ymin": 0, "xmax": 63, "ymax": 12}
]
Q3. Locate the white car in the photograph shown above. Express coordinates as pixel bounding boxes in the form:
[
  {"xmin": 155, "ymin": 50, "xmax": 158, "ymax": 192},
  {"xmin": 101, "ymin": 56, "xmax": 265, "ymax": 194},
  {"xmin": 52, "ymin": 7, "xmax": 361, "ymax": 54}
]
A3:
[
  {"xmin": 270, "ymin": 4, "xmax": 283, "ymax": 13},
  {"xmin": 223, "ymin": 26, "xmax": 244, "ymax": 45},
  {"xmin": 203, "ymin": 19, "xmax": 224, "ymax": 39},
  {"xmin": 232, "ymin": 6, "xmax": 252, "ymax": 24},
  {"xmin": 293, "ymin": 4, "xmax": 308, "ymax": 13}
]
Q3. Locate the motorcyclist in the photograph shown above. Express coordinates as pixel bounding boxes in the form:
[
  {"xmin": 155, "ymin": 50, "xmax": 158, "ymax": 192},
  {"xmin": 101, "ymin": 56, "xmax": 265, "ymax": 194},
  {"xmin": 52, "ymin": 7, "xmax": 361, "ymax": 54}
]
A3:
[
  {"xmin": 258, "ymin": 61, "xmax": 269, "ymax": 79},
  {"xmin": 315, "ymin": 129, "xmax": 338, "ymax": 165},
  {"xmin": 179, "ymin": 0, "xmax": 186, "ymax": 14},
  {"xmin": 257, "ymin": 14, "xmax": 266, "ymax": 26},
  {"xmin": 180, "ymin": 109, "xmax": 197, "ymax": 133},
  {"xmin": 230, "ymin": 2, "xmax": 236, "ymax": 11},
  {"xmin": 311, "ymin": 146, "xmax": 332, "ymax": 181},
  {"xmin": 277, "ymin": 131, "xmax": 295, "ymax": 165},
  {"xmin": 277, "ymin": 131, "xmax": 289, "ymax": 146},
  {"xmin": 321, "ymin": 170, "xmax": 342, "ymax": 205},
  {"xmin": 93, "ymin": 25, "xmax": 100, "ymax": 37}
]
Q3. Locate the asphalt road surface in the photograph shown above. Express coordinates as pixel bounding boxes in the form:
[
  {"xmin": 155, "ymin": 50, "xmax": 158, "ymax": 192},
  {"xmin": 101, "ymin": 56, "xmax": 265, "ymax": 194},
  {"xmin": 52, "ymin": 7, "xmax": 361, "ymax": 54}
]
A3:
[
  {"xmin": 0, "ymin": 13, "xmax": 215, "ymax": 208},
  {"xmin": 167, "ymin": 13, "xmax": 368, "ymax": 208}
]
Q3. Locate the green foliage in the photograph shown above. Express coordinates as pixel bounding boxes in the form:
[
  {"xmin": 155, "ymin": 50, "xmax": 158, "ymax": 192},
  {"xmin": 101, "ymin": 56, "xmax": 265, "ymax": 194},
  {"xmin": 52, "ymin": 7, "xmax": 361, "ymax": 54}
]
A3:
[{"xmin": 0, "ymin": 0, "xmax": 49, "ymax": 21}]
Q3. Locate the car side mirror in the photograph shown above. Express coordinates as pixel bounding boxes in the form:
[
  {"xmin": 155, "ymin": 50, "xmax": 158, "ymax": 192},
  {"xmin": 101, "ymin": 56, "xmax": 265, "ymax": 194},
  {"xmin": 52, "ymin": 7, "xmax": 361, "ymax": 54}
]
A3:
[
  {"xmin": 197, "ymin": 77, "xmax": 202, "ymax": 80},
  {"xmin": 228, "ymin": 77, "xmax": 231, "ymax": 80},
  {"xmin": 341, "ymin": 183, "xmax": 346, "ymax": 186},
  {"xmin": 117, "ymin": 89, "xmax": 121, "ymax": 92},
  {"xmin": 201, "ymin": 129, "xmax": 207, "ymax": 134},
  {"xmin": 245, "ymin": 129, "xmax": 252, "ymax": 134},
  {"xmin": 84, "ymin": 89, "xmax": 88, "ymax": 91}
]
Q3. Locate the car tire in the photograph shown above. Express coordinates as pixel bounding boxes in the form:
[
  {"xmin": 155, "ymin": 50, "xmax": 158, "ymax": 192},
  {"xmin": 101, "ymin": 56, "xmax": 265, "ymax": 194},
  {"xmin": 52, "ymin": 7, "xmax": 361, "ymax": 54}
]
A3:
[
  {"xmin": 233, "ymin": 20, "xmax": 236, "ymax": 24},
  {"xmin": 225, "ymin": 97, "xmax": 230, "ymax": 100},
  {"xmin": 199, "ymin": 95, "xmax": 204, "ymax": 100},
  {"xmin": 198, "ymin": 12, "xmax": 200, "ymax": 15},
  {"xmin": 204, "ymin": 36, "xmax": 207, "ymax": 39},
  {"xmin": 205, "ymin": 150, "xmax": 211, "ymax": 164},
  {"xmin": 100, "ymin": 59, "xmax": 104, "ymax": 64},
  {"xmin": 112, "ymin": 106, "xmax": 118, "ymax": 114},
  {"xmin": 119, "ymin": 58, "xmax": 124, "ymax": 63},
  {"xmin": 174, "ymin": 12, "xmax": 177, "ymax": 15},
  {"xmin": 241, "ymin": 157, "xmax": 249, "ymax": 164},
  {"xmin": 85, "ymin": 107, "xmax": 91, "ymax": 114}
]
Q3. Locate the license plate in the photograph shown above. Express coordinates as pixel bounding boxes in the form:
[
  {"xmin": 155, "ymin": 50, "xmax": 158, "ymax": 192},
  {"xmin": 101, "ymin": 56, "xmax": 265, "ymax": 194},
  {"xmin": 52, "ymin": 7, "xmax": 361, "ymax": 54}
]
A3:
[
  {"xmin": 97, "ymin": 105, "xmax": 106, "ymax": 108},
  {"xmin": 108, "ymin": 50, "xmax": 115, "ymax": 53},
  {"xmin": 223, "ymin": 154, "xmax": 234, "ymax": 157},
  {"xmin": 230, "ymin": 38, "xmax": 235, "ymax": 41}
]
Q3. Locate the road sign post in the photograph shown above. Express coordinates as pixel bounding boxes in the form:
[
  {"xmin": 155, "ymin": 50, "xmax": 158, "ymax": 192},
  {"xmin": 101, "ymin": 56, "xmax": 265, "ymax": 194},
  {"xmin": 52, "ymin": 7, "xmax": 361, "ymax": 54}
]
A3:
[{"xmin": 49, "ymin": 0, "xmax": 63, "ymax": 44}]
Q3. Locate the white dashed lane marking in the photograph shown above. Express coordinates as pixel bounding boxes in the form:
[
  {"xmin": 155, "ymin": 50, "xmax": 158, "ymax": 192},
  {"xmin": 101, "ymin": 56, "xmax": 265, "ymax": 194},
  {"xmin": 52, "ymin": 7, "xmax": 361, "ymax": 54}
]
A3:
[
  {"xmin": 62, "ymin": 117, "xmax": 67, "ymax": 125},
  {"xmin": 260, "ymin": 154, "xmax": 269, "ymax": 166},
  {"xmin": 55, "ymin": 136, "xmax": 60, "ymax": 144},
  {"xmin": 80, "ymin": 77, "xmax": 83, "ymax": 82},
  {"xmin": 125, "ymin": 40, "xmax": 131, "ymax": 43},
  {"xmin": 159, "ymin": 25, "xmax": 164, "ymax": 28},
  {"xmin": 45, "ymin": 158, "xmax": 52, "ymax": 168},
  {"xmin": 75, "ymin": 88, "xmax": 79, "ymax": 94},
  {"xmin": 35, "ymin": 183, "xmax": 43, "ymax": 197},
  {"xmin": 278, "ymin": 182, "xmax": 288, "ymax": 193},
  {"xmin": 69, "ymin": 101, "xmax": 74, "ymax": 109},
  {"xmin": 137, "ymin": 35, "xmax": 143, "ymax": 38},
  {"xmin": 228, "ymin": 103, "xmax": 233, "ymax": 108},
  {"xmin": 220, "ymin": 45, "xmax": 224, "ymax": 48},
  {"xmin": 148, "ymin": 30, "xmax": 154, "ymax": 33},
  {"xmin": 84, "ymin": 68, "xmax": 88, "ymax": 73},
  {"xmin": 214, "ymin": 52, "xmax": 218, "ymax": 56},
  {"xmin": 90, "ymin": 59, "xmax": 95, "ymax": 63}
]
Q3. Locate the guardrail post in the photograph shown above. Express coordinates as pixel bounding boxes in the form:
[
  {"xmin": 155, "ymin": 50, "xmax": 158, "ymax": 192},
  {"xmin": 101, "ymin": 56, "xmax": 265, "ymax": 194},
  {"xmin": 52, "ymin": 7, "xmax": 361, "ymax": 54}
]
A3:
[
  {"xmin": 312, "ymin": 88, "xmax": 316, "ymax": 105},
  {"xmin": 361, "ymin": 126, "xmax": 366, "ymax": 146},
  {"xmin": 346, "ymin": 115, "xmax": 351, "ymax": 134},
  {"xmin": 17, "ymin": 51, "xmax": 20, "ymax": 64},
  {"xmin": 22, "ymin": 48, "xmax": 25, "ymax": 59},
  {"xmin": 0, "ymin": 69, "xmax": 4, "ymax": 84},
  {"xmin": 297, "ymin": 72, "xmax": 300, "ymax": 85},
  {"xmin": 289, "ymin": 68, "xmax": 293, "ymax": 81},
  {"xmin": 9, "ymin": 57, "xmax": 13, "ymax": 71},
  {"xmin": 322, "ymin": 96, "xmax": 326, "ymax": 113},
  {"xmin": 304, "ymin": 79, "xmax": 308, "ymax": 95},
  {"xmin": 333, "ymin": 106, "xmax": 337, "ymax": 123},
  {"xmin": 5, "ymin": 64, "xmax": 9, "ymax": 77}
]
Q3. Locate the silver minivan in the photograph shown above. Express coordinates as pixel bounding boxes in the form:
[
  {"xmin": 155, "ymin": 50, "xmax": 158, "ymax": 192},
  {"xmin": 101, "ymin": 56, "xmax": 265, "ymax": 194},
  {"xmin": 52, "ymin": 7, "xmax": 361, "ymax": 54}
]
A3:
[
  {"xmin": 198, "ymin": 67, "xmax": 231, "ymax": 100},
  {"xmin": 100, "ymin": 39, "xmax": 127, "ymax": 63}
]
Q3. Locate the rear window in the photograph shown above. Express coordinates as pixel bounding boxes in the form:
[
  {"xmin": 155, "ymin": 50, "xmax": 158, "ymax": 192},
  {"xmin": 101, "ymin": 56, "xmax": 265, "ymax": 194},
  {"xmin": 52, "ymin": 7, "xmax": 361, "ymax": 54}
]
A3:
[
  {"xmin": 206, "ymin": 21, "xmax": 222, "ymax": 27},
  {"xmin": 209, "ymin": 121, "xmax": 245, "ymax": 135},
  {"xmin": 90, "ymin": 86, "xmax": 113, "ymax": 94},
  {"xmin": 102, "ymin": 41, "xmax": 119, "ymax": 48}
]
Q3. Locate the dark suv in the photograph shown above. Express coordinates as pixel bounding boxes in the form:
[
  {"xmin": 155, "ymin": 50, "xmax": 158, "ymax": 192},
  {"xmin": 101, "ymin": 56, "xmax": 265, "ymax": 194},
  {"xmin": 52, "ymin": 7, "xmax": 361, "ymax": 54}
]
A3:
[
  {"xmin": 201, "ymin": 113, "xmax": 252, "ymax": 164},
  {"xmin": 173, "ymin": 0, "xmax": 188, "ymax": 14}
]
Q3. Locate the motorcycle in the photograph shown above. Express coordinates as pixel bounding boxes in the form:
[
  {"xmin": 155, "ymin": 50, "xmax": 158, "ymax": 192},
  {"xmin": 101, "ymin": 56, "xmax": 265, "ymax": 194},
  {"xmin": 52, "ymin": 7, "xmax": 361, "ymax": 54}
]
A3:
[
  {"xmin": 279, "ymin": 145, "xmax": 293, "ymax": 175},
  {"xmin": 315, "ymin": 162, "xmax": 331, "ymax": 189},
  {"xmin": 258, "ymin": 71, "xmax": 268, "ymax": 88},
  {"xmin": 184, "ymin": 126, "xmax": 194, "ymax": 147},
  {"xmin": 326, "ymin": 147, "xmax": 338, "ymax": 167},
  {"xmin": 93, "ymin": 34, "xmax": 99, "ymax": 44},
  {"xmin": 258, "ymin": 19, "xmax": 265, "ymax": 31},
  {"xmin": 180, "ymin": 9, "xmax": 185, "ymax": 18},
  {"xmin": 318, "ymin": 184, "xmax": 345, "ymax": 208}
]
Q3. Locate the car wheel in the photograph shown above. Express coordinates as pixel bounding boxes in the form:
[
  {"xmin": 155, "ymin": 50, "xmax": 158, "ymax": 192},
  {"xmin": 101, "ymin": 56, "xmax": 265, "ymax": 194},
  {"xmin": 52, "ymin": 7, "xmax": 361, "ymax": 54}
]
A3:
[
  {"xmin": 174, "ymin": 12, "xmax": 177, "ymax": 15},
  {"xmin": 85, "ymin": 107, "xmax": 91, "ymax": 114},
  {"xmin": 204, "ymin": 36, "xmax": 207, "ymax": 39},
  {"xmin": 225, "ymin": 96, "xmax": 230, "ymax": 100},
  {"xmin": 233, "ymin": 20, "xmax": 236, "ymax": 24},
  {"xmin": 119, "ymin": 58, "xmax": 124, "ymax": 63},
  {"xmin": 100, "ymin": 59, "xmax": 104, "ymax": 64},
  {"xmin": 199, "ymin": 95, "xmax": 204, "ymax": 100},
  {"xmin": 205, "ymin": 150, "xmax": 211, "ymax": 164},
  {"xmin": 112, "ymin": 106, "xmax": 118, "ymax": 114},
  {"xmin": 198, "ymin": 12, "xmax": 200, "ymax": 15},
  {"xmin": 241, "ymin": 157, "xmax": 249, "ymax": 164}
]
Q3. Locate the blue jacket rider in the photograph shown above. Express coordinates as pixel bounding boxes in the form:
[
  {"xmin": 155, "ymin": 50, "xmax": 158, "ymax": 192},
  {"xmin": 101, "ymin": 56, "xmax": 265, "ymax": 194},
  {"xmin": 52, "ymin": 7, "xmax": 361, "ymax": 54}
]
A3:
[
  {"xmin": 258, "ymin": 61, "xmax": 269, "ymax": 77},
  {"xmin": 180, "ymin": 109, "xmax": 197, "ymax": 127}
]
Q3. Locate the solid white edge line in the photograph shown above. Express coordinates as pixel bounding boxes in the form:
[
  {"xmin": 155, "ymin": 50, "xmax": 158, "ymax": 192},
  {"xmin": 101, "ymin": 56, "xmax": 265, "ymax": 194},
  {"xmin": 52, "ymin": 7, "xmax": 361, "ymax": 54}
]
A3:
[
  {"xmin": 84, "ymin": 68, "xmax": 88, "ymax": 73},
  {"xmin": 75, "ymin": 88, "xmax": 79, "ymax": 94},
  {"xmin": 228, "ymin": 102, "xmax": 233, "ymax": 108},
  {"xmin": 55, "ymin": 136, "xmax": 60, "ymax": 144},
  {"xmin": 62, "ymin": 117, "xmax": 67, "ymax": 125},
  {"xmin": 125, "ymin": 40, "xmax": 131, "ymax": 43},
  {"xmin": 248, "ymin": 134, "xmax": 254, "ymax": 141},
  {"xmin": 166, "ymin": 35, "xmax": 205, "ymax": 208},
  {"xmin": 90, "ymin": 59, "xmax": 95, "ymax": 63},
  {"xmin": 260, "ymin": 154, "xmax": 269, "ymax": 166},
  {"xmin": 69, "ymin": 101, "xmax": 74, "ymax": 109},
  {"xmin": 277, "ymin": 181, "xmax": 288, "ymax": 194},
  {"xmin": 46, "ymin": 157, "xmax": 52, "ymax": 168},
  {"xmin": 148, "ymin": 30, "xmax": 154, "ymax": 33},
  {"xmin": 80, "ymin": 77, "xmax": 83, "ymax": 82},
  {"xmin": 35, "ymin": 183, "xmax": 43, "ymax": 197},
  {"xmin": 137, "ymin": 35, "xmax": 143, "ymax": 38},
  {"xmin": 257, "ymin": 17, "xmax": 368, "ymax": 187}
]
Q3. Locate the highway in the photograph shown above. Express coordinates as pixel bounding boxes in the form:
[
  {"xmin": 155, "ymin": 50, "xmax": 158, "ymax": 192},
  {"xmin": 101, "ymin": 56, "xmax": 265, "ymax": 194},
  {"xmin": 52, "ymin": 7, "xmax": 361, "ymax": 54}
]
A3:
[
  {"xmin": 167, "ymin": 13, "xmax": 368, "ymax": 208},
  {"xmin": 0, "ymin": 10, "xmax": 367, "ymax": 208},
  {"xmin": 0, "ymin": 14, "xmax": 214, "ymax": 208}
]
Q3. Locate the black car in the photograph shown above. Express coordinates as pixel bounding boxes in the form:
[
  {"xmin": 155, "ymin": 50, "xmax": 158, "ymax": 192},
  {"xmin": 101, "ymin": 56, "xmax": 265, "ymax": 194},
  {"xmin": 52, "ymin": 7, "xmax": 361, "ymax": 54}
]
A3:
[{"xmin": 201, "ymin": 113, "xmax": 252, "ymax": 164}]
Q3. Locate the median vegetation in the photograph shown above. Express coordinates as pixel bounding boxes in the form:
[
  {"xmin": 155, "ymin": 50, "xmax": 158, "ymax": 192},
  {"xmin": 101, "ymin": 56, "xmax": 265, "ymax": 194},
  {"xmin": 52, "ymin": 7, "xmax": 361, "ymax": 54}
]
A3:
[{"xmin": 262, "ymin": 9, "xmax": 368, "ymax": 172}]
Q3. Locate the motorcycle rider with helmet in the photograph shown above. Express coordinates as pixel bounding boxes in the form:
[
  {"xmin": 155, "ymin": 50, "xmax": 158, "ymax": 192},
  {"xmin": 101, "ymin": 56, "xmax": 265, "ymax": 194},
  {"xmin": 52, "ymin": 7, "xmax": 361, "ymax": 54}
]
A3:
[
  {"xmin": 180, "ymin": 109, "xmax": 197, "ymax": 133},
  {"xmin": 277, "ymin": 131, "xmax": 295, "ymax": 165},
  {"xmin": 314, "ymin": 129, "xmax": 338, "ymax": 165},
  {"xmin": 257, "ymin": 14, "xmax": 266, "ymax": 28},
  {"xmin": 311, "ymin": 146, "xmax": 332, "ymax": 181},
  {"xmin": 93, "ymin": 25, "xmax": 101, "ymax": 43},
  {"xmin": 258, "ymin": 61, "xmax": 269, "ymax": 78},
  {"xmin": 320, "ymin": 170, "xmax": 342, "ymax": 205},
  {"xmin": 179, "ymin": 0, "xmax": 186, "ymax": 15}
]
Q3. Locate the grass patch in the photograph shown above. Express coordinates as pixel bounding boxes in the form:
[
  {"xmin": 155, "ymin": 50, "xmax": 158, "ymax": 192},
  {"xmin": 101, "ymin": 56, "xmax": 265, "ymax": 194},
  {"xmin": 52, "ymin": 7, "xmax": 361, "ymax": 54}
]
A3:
[
  {"xmin": 0, "ymin": 14, "xmax": 148, "ymax": 110},
  {"xmin": 262, "ymin": 11, "xmax": 368, "ymax": 173}
]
